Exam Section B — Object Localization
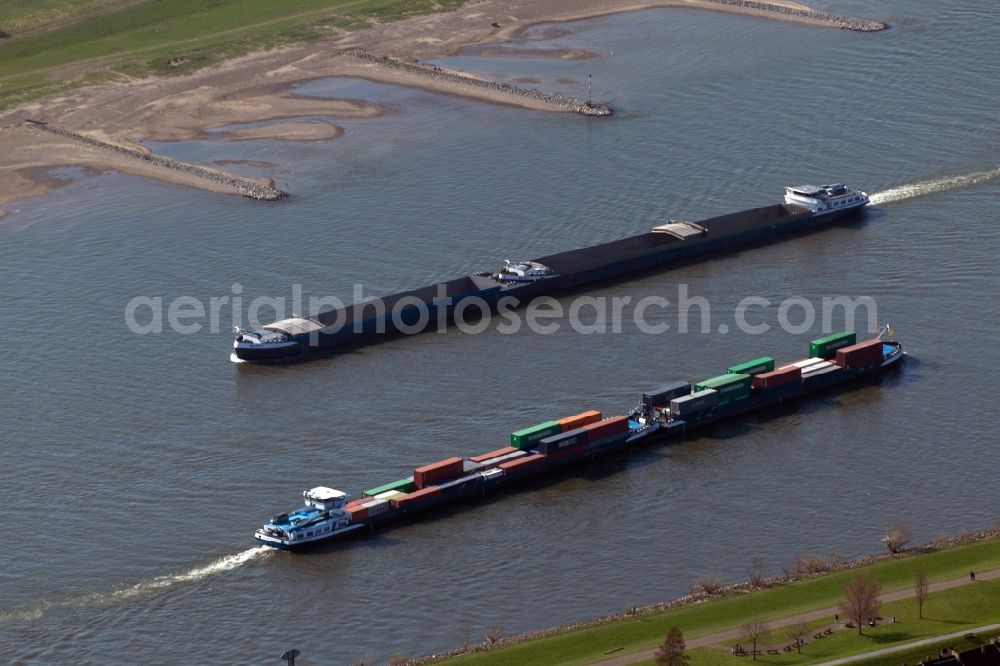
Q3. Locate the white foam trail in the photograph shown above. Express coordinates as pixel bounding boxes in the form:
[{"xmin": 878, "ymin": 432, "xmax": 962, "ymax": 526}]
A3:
[
  {"xmin": 0, "ymin": 603, "xmax": 49, "ymax": 623},
  {"xmin": 869, "ymin": 166, "xmax": 1000, "ymax": 205},
  {"xmin": 230, "ymin": 352, "xmax": 248, "ymax": 364},
  {"xmin": 1, "ymin": 546, "xmax": 272, "ymax": 622}
]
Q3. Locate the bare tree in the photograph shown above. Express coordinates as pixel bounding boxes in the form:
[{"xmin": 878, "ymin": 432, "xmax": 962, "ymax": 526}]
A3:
[
  {"xmin": 690, "ymin": 575, "xmax": 725, "ymax": 596},
  {"xmin": 839, "ymin": 573, "xmax": 881, "ymax": 635},
  {"xmin": 748, "ymin": 557, "xmax": 766, "ymax": 588},
  {"xmin": 797, "ymin": 554, "xmax": 830, "ymax": 574},
  {"xmin": 882, "ymin": 522, "xmax": 913, "ymax": 554},
  {"xmin": 915, "ymin": 571, "xmax": 929, "ymax": 619},
  {"xmin": 780, "ymin": 559, "xmax": 797, "ymax": 579},
  {"xmin": 740, "ymin": 620, "xmax": 770, "ymax": 660},
  {"xmin": 783, "ymin": 621, "xmax": 809, "ymax": 654},
  {"xmin": 654, "ymin": 627, "xmax": 691, "ymax": 666},
  {"xmin": 484, "ymin": 624, "xmax": 505, "ymax": 644}
]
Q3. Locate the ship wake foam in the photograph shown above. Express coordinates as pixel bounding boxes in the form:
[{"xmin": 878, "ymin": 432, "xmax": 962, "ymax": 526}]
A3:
[
  {"xmin": 869, "ymin": 166, "xmax": 1000, "ymax": 205},
  {"xmin": 1, "ymin": 546, "xmax": 272, "ymax": 623}
]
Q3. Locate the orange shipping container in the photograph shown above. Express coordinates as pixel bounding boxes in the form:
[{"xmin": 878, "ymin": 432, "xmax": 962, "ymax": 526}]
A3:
[
  {"xmin": 391, "ymin": 486, "xmax": 441, "ymax": 509},
  {"xmin": 347, "ymin": 505, "xmax": 369, "ymax": 521},
  {"xmin": 751, "ymin": 365, "xmax": 802, "ymax": 390},
  {"xmin": 470, "ymin": 446, "xmax": 519, "ymax": 463},
  {"xmin": 413, "ymin": 457, "xmax": 464, "ymax": 489},
  {"xmin": 498, "ymin": 454, "xmax": 545, "ymax": 473},
  {"xmin": 556, "ymin": 410, "xmax": 602, "ymax": 432}
]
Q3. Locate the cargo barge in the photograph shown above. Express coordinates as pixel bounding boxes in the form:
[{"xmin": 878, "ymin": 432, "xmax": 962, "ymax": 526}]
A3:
[
  {"xmin": 233, "ymin": 184, "xmax": 869, "ymax": 363},
  {"xmin": 255, "ymin": 328, "xmax": 902, "ymax": 550}
]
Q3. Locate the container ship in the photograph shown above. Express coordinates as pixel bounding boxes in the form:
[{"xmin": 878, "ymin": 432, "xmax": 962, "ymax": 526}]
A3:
[
  {"xmin": 254, "ymin": 329, "xmax": 902, "ymax": 550},
  {"xmin": 233, "ymin": 184, "xmax": 869, "ymax": 363}
]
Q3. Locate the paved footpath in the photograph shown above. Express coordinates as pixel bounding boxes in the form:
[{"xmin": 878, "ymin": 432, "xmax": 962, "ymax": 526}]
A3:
[
  {"xmin": 597, "ymin": 568, "xmax": 1000, "ymax": 665},
  {"xmin": 813, "ymin": 623, "xmax": 1000, "ymax": 665}
]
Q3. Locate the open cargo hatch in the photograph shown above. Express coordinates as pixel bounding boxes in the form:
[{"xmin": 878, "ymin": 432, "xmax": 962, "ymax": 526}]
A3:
[
  {"xmin": 264, "ymin": 317, "xmax": 324, "ymax": 336},
  {"xmin": 651, "ymin": 221, "xmax": 707, "ymax": 239}
]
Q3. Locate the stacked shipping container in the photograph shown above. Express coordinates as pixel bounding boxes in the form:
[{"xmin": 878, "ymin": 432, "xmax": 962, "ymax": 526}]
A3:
[
  {"xmin": 469, "ymin": 446, "xmax": 519, "ymax": 463},
  {"xmin": 642, "ymin": 381, "xmax": 691, "ymax": 410},
  {"xmin": 362, "ymin": 478, "xmax": 415, "ymax": 498},
  {"xmin": 510, "ymin": 421, "xmax": 560, "ymax": 449},
  {"xmin": 391, "ymin": 486, "xmax": 441, "ymax": 509},
  {"xmin": 498, "ymin": 454, "xmax": 545, "ymax": 475},
  {"xmin": 538, "ymin": 427, "xmax": 588, "ymax": 457},
  {"xmin": 751, "ymin": 365, "xmax": 802, "ymax": 389},
  {"xmin": 413, "ymin": 457, "xmax": 464, "ymax": 489},
  {"xmin": 809, "ymin": 332, "xmax": 857, "ymax": 358},
  {"xmin": 670, "ymin": 388, "xmax": 719, "ymax": 416},
  {"xmin": 694, "ymin": 373, "xmax": 752, "ymax": 405},
  {"xmin": 556, "ymin": 410, "xmax": 602, "ymax": 431},
  {"xmin": 726, "ymin": 357, "xmax": 775, "ymax": 376},
  {"xmin": 835, "ymin": 339, "xmax": 884, "ymax": 368}
]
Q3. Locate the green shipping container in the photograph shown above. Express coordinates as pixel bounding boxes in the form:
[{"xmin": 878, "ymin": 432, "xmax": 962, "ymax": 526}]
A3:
[
  {"xmin": 726, "ymin": 357, "xmax": 775, "ymax": 376},
  {"xmin": 510, "ymin": 420, "xmax": 560, "ymax": 449},
  {"xmin": 694, "ymin": 373, "xmax": 752, "ymax": 405},
  {"xmin": 362, "ymin": 478, "xmax": 415, "ymax": 498},
  {"xmin": 809, "ymin": 332, "xmax": 857, "ymax": 359}
]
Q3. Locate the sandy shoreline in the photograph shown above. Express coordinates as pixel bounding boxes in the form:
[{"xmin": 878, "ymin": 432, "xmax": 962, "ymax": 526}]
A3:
[
  {"xmin": 220, "ymin": 121, "xmax": 344, "ymax": 142},
  {"xmin": 0, "ymin": 0, "xmax": 886, "ymax": 208}
]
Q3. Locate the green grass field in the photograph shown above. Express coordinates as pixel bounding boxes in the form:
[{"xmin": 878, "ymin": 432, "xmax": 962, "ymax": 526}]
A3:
[
  {"xmin": 441, "ymin": 538, "xmax": 1000, "ymax": 666},
  {"xmin": 0, "ymin": 0, "xmax": 468, "ymax": 109},
  {"xmin": 666, "ymin": 581, "xmax": 1000, "ymax": 665}
]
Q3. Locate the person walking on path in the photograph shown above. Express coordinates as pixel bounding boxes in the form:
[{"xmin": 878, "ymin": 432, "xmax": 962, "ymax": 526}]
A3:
[{"xmin": 971, "ymin": 571, "xmax": 976, "ymax": 581}]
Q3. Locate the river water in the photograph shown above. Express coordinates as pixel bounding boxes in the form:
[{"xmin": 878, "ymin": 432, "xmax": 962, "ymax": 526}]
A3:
[{"xmin": 2, "ymin": 1, "xmax": 999, "ymax": 663}]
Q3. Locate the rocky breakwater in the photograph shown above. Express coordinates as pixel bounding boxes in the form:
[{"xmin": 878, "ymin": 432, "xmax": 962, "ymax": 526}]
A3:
[
  {"xmin": 708, "ymin": 0, "xmax": 888, "ymax": 31},
  {"xmin": 31, "ymin": 123, "xmax": 288, "ymax": 201},
  {"xmin": 348, "ymin": 50, "xmax": 613, "ymax": 117}
]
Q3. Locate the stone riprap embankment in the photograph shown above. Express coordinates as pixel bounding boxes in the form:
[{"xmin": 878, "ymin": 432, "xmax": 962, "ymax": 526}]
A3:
[
  {"xmin": 407, "ymin": 527, "xmax": 1000, "ymax": 664},
  {"xmin": 708, "ymin": 0, "xmax": 888, "ymax": 31},
  {"xmin": 31, "ymin": 123, "xmax": 288, "ymax": 201},
  {"xmin": 348, "ymin": 50, "xmax": 614, "ymax": 116}
]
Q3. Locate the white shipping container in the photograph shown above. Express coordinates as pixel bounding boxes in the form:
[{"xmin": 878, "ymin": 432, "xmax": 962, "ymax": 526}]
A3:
[
  {"xmin": 791, "ymin": 357, "xmax": 826, "ymax": 368},
  {"xmin": 802, "ymin": 365, "xmax": 840, "ymax": 377},
  {"xmin": 476, "ymin": 450, "xmax": 527, "ymax": 467},
  {"xmin": 374, "ymin": 490, "xmax": 404, "ymax": 500},
  {"xmin": 361, "ymin": 498, "xmax": 390, "ymax": 515}
]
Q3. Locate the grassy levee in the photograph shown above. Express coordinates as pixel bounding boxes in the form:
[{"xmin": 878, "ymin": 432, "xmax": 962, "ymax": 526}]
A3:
[
  {"xmin": 0, "ymin": 1, "xmax": 141, "ymax": 36},
  {"xmin": 0, "ymin": 0, "xmax": 466, "ymax": 109},
  {"xmin": 850, "ymin": 636, "xmax": 987, "ymax": 666},
  {"xmin": 672, "ymin": 580, "xmax": 1000, "ymax": 664},
  {"xmin": 441, "ymin": 538, "xmax": 1000, "ymax": 665}
]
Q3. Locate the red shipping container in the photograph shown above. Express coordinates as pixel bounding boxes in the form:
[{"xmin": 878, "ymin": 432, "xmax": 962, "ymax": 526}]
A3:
[
  {"xmin": 498, "ymin": 454, "xmax": 545, "ymax": 473},
  {"xmin": 346, "ymin": 505, "xmax": 369, "ymax": 521},
  {"xmin": 391, "ymin": 486, "xmax": 440, "ymax": 509},
  {"xmin": 835, "ymin": 339, "xmax": 883, "ymax": 368},
  {"xmin": 556, "ymin": 410, "xmax": 602, "ymax": 432},
  {"xmin": 582, "ymin": 415, "xmax": 628, "ymax": 440},
  {"xmin": 413, "ymin": 457, "xmax": 464, "ymax": 489},
  {"xmin": 469, "ymin": 446, "xmax": 519, "ymax": 463},
  {"xmin": 752, "ymin": 365, "xmax": 802, "ymax": 390}
]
